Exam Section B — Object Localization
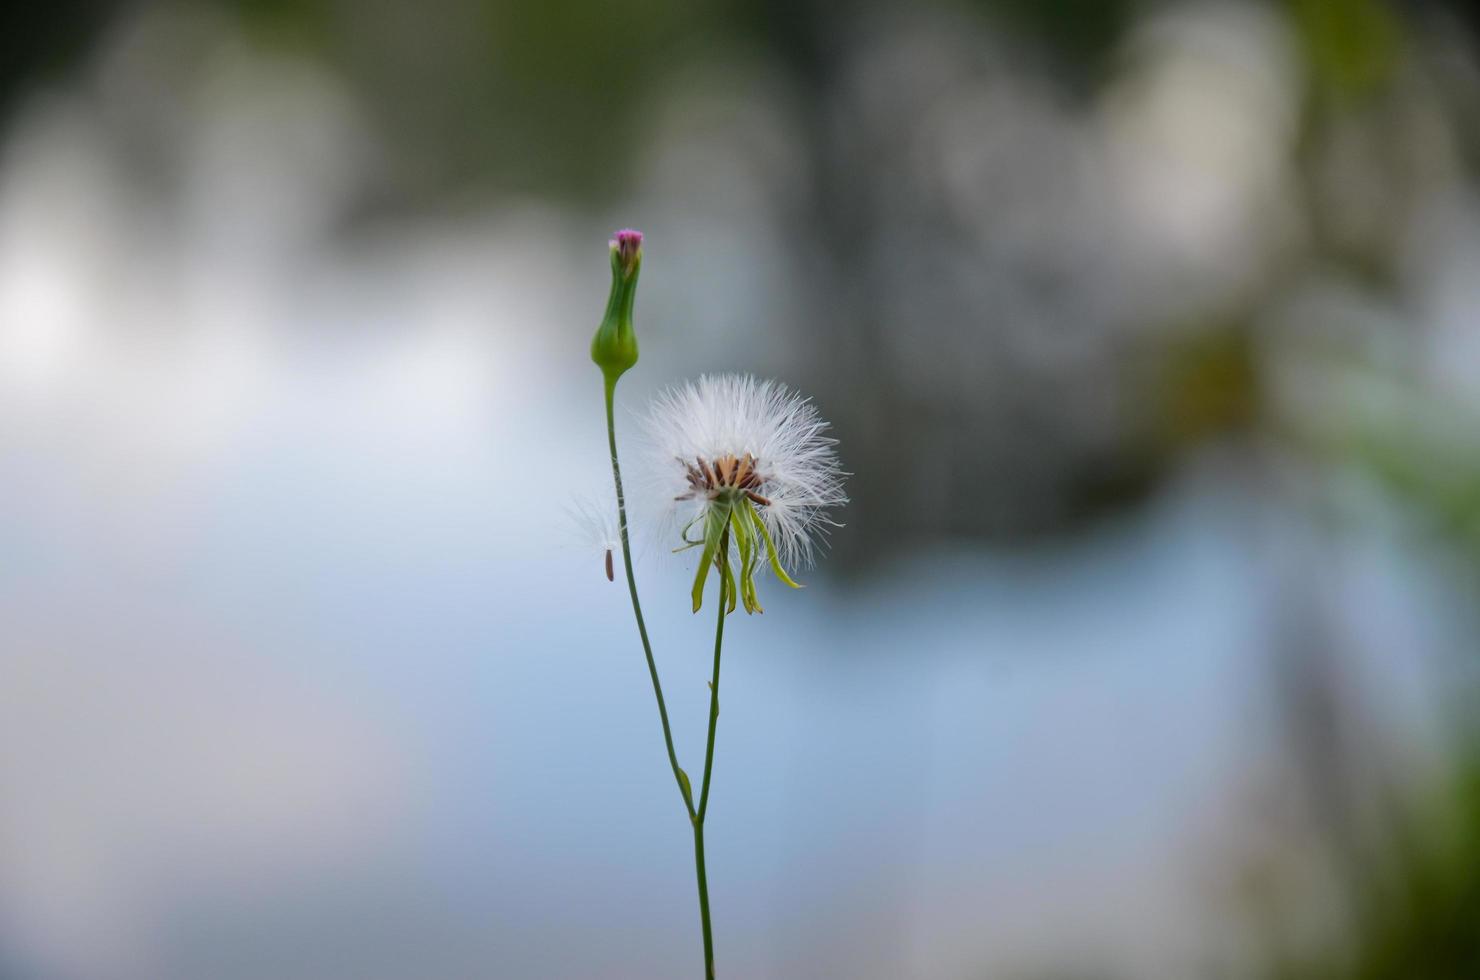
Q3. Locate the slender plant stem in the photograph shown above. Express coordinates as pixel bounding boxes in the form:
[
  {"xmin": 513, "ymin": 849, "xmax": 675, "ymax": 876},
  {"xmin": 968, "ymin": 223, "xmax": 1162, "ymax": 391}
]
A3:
[
  {"xmin": 692, "ymin": 819, "xmax": 716, "ymax": 980},
  {"xmin": 697, "ymin": 528, "xmax": 727, "ymax": 822},
  {"xmin": 605, "ymin": 377, "xmax": 727, "ymax": 977},
  {"xmin": 691, "ymin": 527, "xmax": 727, "ymax": 978},
  {"xmin": 604, "ymin": 379, "xmax": 695, "ymax": 821}
]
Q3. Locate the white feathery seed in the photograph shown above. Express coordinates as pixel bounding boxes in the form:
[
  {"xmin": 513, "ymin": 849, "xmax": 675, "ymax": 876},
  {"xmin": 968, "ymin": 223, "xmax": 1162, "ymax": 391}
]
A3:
[
  {"xmin": 566, "ymin": 491, "xmax": 622, "ymax": 581},
  {"xmin": 641, "ymin": 373, "xmax": 847, "ymax": 573}
]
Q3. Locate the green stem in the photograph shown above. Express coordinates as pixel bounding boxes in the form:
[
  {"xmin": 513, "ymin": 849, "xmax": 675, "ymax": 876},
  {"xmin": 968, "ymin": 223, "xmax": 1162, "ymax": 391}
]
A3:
[
  {"xmin": 692, "ymin": 820, "xmax": 716, "ymax": 980},
  {"xmin": 697, "ymin": 529, "xmax": 727, "ymax": 821},
  {"xmin": 692, "ymin": 529, "xmax": 727, "ymax": 978},
  {"xmin": 604, "ymin": 378, "xmax": 695, "ymax": 821},
  {"xmin": 605, "ymin": 376, "xmax": 726, "ymax": 977}
]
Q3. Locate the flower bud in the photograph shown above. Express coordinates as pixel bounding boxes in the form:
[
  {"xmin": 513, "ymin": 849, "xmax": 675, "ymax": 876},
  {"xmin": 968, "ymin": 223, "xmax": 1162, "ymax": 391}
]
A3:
[{"xmin": 591, "ymin": 229, "xmax": 643, "ymax": 384}]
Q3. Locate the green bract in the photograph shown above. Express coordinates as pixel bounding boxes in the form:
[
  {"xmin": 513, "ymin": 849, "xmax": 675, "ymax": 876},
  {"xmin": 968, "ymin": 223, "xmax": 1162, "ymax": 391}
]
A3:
[
  {"xmin": 590, "ymin": 237, "xmax": 641, "ymax": 385},
  {"xmin": 678, "ymin": 490, "xmax": 803, "ymax": 615}
]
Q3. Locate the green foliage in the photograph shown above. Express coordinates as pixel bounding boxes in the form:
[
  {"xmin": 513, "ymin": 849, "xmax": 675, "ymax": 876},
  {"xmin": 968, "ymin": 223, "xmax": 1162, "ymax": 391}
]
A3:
[
  {"xmin": 1267, "ymin": 753, "xmax": 1480, "ymax": 980},
  {"xmin": 1287, "ymin": 0, "xmax": 1400, "ymax": 99}
]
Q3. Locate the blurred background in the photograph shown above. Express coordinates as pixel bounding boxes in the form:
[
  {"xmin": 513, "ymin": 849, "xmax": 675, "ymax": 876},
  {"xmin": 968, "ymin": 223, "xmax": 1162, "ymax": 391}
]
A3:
[{"xmin": 2, "ymin": 0, "xmax": 1479, "ymax": 977}]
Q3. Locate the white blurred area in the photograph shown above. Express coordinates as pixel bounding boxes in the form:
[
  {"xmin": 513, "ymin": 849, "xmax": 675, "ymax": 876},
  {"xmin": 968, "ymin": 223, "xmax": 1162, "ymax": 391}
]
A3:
[
  {"xmin": 0, "ymin": 13, "xmax": 587, "ymax": 975},
  {"xmin": 0, "ymin": 4, "xmax": 1473, "ymax": 980}
]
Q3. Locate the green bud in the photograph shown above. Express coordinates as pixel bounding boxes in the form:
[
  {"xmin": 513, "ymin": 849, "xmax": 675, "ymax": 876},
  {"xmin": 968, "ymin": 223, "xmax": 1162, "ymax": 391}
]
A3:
[{"xmin": 591, "ymin": 229, "xmax": 642, "ymax": 384}]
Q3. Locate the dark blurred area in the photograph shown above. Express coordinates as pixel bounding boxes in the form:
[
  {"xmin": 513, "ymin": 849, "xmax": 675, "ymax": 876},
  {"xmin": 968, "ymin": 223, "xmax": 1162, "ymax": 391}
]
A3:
[{"xmin": 3, "ymin": 1, "xmax": 1480, "ymax": 977}]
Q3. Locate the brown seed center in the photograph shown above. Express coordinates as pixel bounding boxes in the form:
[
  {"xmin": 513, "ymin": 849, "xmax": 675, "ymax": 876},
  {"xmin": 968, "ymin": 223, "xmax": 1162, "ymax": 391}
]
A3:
[{"xmin": 682, "ymin": 452, "xmax": 771, "ymax": 506}]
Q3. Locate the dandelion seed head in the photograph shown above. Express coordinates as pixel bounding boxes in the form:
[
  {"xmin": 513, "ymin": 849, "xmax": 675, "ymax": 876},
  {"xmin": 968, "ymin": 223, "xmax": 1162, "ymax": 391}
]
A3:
[{"xmin": 642, "ymin": 373, "xmax": 847, "ymax": 572}]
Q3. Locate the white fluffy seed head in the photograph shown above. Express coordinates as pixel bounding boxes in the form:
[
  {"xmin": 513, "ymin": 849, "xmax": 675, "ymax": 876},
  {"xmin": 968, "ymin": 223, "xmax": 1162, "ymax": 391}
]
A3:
[{"xmin": 641, "ymin": 373, "xmax": 847, "ymax": 572}]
